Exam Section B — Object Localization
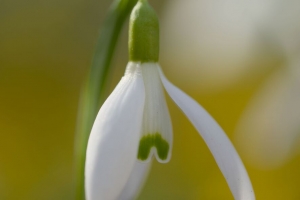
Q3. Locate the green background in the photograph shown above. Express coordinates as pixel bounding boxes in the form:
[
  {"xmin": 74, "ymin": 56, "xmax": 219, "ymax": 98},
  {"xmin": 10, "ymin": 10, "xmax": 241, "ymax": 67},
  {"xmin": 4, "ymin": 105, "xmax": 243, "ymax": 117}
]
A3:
[{"xmin": 1, "ymin": 0, "xmax": 299, "ymax": 199}]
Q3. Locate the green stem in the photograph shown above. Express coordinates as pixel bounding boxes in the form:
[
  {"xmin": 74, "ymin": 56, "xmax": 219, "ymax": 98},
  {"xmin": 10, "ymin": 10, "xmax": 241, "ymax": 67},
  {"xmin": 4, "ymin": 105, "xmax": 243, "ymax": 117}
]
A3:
[{"xmin": 73, "ymin": 0, "xmax": 138, "ymax": 199}]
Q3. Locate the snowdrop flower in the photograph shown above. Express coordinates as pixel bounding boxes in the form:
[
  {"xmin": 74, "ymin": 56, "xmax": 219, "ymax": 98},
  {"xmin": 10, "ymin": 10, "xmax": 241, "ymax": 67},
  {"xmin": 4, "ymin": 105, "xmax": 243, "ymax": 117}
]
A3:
[{"xmin": 85, "ymin": 0, "xmax": 254, "ymax": 199}]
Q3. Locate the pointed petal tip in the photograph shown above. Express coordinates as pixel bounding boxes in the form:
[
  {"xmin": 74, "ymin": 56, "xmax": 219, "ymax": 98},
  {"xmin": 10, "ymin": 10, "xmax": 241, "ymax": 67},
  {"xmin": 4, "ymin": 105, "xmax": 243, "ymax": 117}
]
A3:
[{"xmin": 158, "ymin": 66, "xmax": 255, "ymax": 200}]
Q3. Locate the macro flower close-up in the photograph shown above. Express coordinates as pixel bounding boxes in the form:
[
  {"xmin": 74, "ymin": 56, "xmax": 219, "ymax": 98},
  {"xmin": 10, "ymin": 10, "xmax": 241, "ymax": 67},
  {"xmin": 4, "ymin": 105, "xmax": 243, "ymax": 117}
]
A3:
[
  {"xmin": 85, "ymin": 1, "xmax": 254, "ymax": 200},
  {"xmin": 2, "ymin": 0, "xmax": 300, "ymax": 199}
]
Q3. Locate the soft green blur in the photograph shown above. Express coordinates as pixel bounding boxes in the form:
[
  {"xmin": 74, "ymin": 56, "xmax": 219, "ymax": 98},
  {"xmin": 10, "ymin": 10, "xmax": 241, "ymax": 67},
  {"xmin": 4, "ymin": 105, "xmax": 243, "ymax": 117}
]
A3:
[{"xmin": 1, "ymin": 0, "xmax": 300, "ymax": 200}]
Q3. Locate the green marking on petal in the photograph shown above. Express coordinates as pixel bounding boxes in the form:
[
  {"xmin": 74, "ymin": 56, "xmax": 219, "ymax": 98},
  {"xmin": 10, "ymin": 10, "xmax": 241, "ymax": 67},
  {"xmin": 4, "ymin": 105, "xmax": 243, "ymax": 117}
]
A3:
[{"xmin": 137, "ymin": 133, "xmax": 169, "ymax": 161}]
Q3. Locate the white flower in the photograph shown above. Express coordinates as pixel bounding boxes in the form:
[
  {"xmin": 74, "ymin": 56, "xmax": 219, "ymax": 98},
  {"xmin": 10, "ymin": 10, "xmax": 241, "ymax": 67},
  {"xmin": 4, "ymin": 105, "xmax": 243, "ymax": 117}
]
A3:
[
  {"xmin": 85, "ymin": 1, "xmax": 254, "ymax": 199},
  {"xmin": 85, "ymin": 62, "xmax": 255, "ymax": 200}
]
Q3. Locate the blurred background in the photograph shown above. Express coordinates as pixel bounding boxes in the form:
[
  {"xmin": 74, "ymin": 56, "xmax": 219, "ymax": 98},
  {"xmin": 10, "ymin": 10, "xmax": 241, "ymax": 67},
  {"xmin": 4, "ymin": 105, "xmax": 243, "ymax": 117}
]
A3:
[{"xmin": 1, "ymin": 0, "xmax": 300, "ymax": 199}]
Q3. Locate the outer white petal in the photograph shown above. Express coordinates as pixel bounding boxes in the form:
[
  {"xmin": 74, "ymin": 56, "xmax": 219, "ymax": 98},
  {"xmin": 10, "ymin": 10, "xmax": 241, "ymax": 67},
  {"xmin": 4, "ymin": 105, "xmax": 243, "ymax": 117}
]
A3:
[
  {"xmin": 158, "ymin": 67, "xmax": 255, "ymax": 200},
  {"xmin": 117, "ymin": 161, "xmax": 151, "ymax": 200},
  {"xmin": 85, "ymin": 63, "xmax": 145, "ymax": 200}
]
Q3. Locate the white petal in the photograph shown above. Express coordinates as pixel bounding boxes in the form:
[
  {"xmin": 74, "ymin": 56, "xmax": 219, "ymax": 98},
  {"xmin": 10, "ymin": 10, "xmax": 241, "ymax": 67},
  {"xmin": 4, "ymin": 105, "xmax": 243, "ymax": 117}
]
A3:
[
  {"xmin": 137, "ymin": 63, "xmax": 173, "ymax": 163},
  {"xmin": 117, "ymin": 161, "xmax": 151, "ymax": 200},
  {"xmin": 158, "ymin": 67, "xmax": 255, "ymax": 200},
  {"xmin": 85, "ymin": 63, "xmax": 145, "ymax": 200}
]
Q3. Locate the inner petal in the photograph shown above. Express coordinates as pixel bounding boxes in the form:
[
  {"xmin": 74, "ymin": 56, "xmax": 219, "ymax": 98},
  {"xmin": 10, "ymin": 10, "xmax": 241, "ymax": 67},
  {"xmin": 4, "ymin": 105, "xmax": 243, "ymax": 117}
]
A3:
[
  {"xmin": 137, "ymin": 62, "xmax": 173, "ymax": 163},
  {"xmin": 138, "ymin": 133, "xmax": 169, "ymax": 161}
]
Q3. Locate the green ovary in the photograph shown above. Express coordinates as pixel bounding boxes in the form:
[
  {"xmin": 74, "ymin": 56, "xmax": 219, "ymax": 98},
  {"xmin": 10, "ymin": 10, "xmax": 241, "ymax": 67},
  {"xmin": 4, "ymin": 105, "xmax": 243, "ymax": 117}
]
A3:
[{"xmin": 138, "ymin": 133, "xmax": 169, "ymax": 161}]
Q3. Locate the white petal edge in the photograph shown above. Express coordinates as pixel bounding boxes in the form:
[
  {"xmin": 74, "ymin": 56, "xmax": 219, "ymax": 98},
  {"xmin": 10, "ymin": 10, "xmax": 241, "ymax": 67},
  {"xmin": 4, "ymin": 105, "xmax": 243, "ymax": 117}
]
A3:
[
  {"xmin": 158, "ymin": 66, "xmax": 255, "ymax": 200},
  {"xmin": 85, "ymin": 63, "xmax": 145, "ymax": 200},
  {"xmin": 117, "ymin": 161, "xmax": 152, "ymax": 200}
]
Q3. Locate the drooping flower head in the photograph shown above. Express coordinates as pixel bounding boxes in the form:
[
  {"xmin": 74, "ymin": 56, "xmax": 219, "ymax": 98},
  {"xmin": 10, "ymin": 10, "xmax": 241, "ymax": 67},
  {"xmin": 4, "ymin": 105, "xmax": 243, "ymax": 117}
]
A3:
[
  {"xmin": 128, "ymin": 0, "xmax": 172, "ymax": 163},
  {"xmin": 85, "ymin": 1, "xmax": 255, "ymax": 200}
]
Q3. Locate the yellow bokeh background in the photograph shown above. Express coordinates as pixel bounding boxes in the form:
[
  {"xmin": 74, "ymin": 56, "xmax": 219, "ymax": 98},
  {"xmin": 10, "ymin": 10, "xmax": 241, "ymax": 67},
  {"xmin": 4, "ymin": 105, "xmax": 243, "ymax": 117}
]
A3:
[{"xmin": 1, "ymin": 0, "xmax": 300, "ymax": 199}]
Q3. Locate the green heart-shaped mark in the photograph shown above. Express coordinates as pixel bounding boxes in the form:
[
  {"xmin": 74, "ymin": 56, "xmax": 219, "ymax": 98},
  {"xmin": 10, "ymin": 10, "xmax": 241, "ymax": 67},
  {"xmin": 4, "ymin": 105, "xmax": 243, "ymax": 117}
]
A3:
[{"xmin": 137, "ymin": 133, "xmax": 169, "ymax": 161}]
